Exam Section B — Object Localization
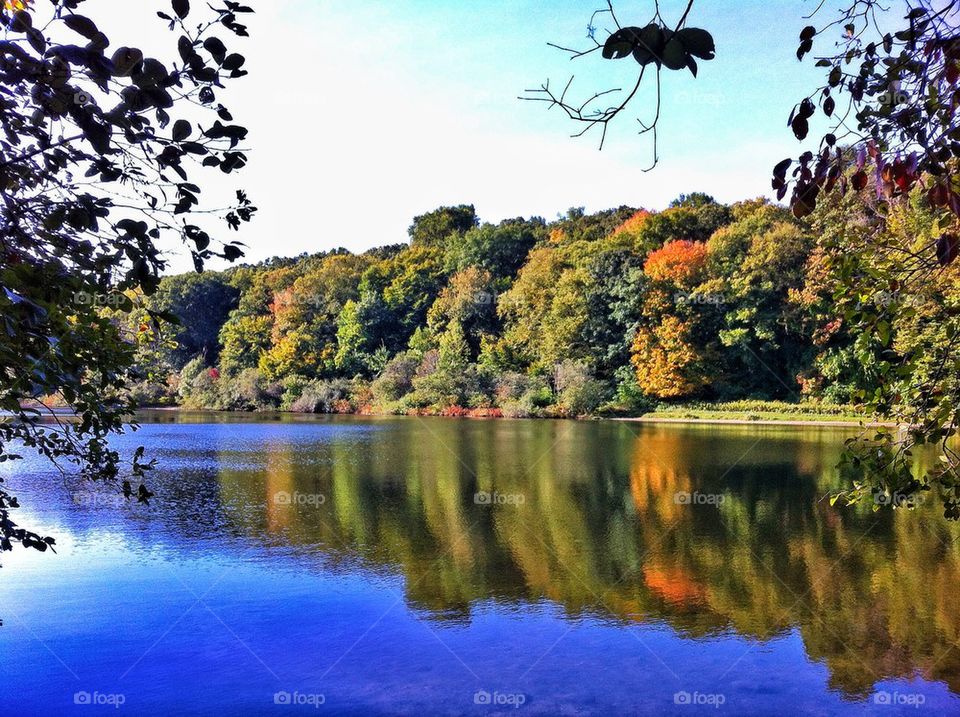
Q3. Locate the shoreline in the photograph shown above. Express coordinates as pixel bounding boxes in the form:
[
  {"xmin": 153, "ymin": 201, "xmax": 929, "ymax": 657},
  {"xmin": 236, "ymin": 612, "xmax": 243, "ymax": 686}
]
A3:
[
  {"xmin": 613, "ymin": 415, "xmax": 897, "ymax": 428},
  {"xmin": 135, "ymin": 406, "xmax": 896, "ymax": 429}
]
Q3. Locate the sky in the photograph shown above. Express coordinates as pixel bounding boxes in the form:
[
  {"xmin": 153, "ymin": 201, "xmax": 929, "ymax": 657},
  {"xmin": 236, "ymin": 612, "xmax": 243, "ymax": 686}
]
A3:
[{"xmin": 100, "ymin": 0, "xmax": 833, "ymax": 272}]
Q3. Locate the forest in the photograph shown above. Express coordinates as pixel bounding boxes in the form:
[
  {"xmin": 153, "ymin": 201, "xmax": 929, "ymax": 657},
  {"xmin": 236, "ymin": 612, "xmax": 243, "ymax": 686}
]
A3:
[{"xmin": 109, "ymin": 184, "xmax": 954, "ymax": 421}]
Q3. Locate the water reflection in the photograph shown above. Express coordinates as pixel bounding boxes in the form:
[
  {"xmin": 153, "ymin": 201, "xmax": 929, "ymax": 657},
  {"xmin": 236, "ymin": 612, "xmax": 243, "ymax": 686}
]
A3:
[
  {"xmin": 188, "ymin": 416, "xmax": 960, "ymax": 698},
  {"xmin": 7, "ymin": 413, "xmax": 960, "ymax": 713}
]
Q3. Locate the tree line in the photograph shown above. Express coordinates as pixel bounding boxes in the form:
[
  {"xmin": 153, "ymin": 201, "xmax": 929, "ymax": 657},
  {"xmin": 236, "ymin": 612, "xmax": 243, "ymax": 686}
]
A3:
[{"xmin": 106, "ymin": 185, "xmax": 952, "ymax": 421}]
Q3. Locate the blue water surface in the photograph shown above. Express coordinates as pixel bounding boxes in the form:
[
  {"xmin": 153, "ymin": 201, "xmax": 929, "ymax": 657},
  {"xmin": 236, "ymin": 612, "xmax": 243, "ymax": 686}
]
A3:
[{"xmin": 1, "ymin": 414, "xmax": 957, "ymax": 715}]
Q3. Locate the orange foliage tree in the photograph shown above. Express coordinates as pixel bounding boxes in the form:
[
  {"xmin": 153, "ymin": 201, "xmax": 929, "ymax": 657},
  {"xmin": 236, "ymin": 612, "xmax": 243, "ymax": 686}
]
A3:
[
  {"xmin": 643, "ymin": 239, "xmax": 708, "ymax": 285},
  {"xmin": 630, "ymin": 240, "xmax": 713, "ymax": 399},
  {"xmin": 612, "ymin": 209, "xmax": 653, "ymax": 237}
]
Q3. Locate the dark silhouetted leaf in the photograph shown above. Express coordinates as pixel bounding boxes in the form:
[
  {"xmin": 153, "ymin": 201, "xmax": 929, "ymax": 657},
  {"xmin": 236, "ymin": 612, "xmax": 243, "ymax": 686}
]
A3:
[
  {"xmin": 603, "ymin": 26, "xmax": 641, "ymax": 59},
  {"xmin": 791, "ymin": 115, "xmax": 809, "ymax": 140},
  {"xmin": 172, "ymin": 120, "xmax": 192, "ymax": 142},
  {"xmin": 112, "ymin": 46, "xmax": 143, "ymax": 76},
  {"xmin": 675, "ymin": 28, "xmax": 715, "ymax": 60},
  {"xmin": 64, "ymin": 15, "xmax": 98, "ymax": 40},
  {"xmin": 937, "ymin": 233, "xmax": 959, "ymax": 266},
  {"xmin": 661, "ymin": 37, "xmax": 687, "ymax": 70}
]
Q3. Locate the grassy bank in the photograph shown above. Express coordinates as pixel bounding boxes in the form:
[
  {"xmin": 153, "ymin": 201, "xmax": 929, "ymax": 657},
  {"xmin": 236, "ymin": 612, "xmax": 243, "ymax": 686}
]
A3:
[{"xmin": 617, "ymin": 400, "xmax": 880, "ymax": 425}]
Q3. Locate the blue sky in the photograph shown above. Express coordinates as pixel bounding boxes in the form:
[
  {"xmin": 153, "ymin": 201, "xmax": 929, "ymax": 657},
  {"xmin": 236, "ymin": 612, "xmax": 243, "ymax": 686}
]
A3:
[{"xmin": 137, "ymin": 0, "xmax": 833, "ymax": 269}]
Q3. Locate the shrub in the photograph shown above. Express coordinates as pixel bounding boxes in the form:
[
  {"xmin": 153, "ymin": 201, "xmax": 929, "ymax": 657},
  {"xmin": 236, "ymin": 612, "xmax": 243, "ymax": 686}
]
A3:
[
  {"xmin": 126, "ymin": 377, "xmax": 175, "ymax": 407},
  {"xmin": 553, "ymin": 361, "xmax": 607, "ymax": 417},
  {"xmin": 177, "ymin": 357, "xmax": 225, "ymax": 409},
  {"xmin": 609, "ymin": 365, "xmax": 655, "ymax": 413},
  {"xmin": 289, "ymin": 379, "xmax": 353, "ymax": 413},
  {"xmin": 279, "ymin": 374, "xmax": 313, "ymax": 410},
  {"xmin": 221, "ymin": 368, "xmax": 274, "ymax": 411},
  {"xmin": 494, "ymin": 372, "xmax": 529, "ymax": 403},
  {"xmin": 371, "ymin": 355, "xmax": 419, "ymax": 405}
]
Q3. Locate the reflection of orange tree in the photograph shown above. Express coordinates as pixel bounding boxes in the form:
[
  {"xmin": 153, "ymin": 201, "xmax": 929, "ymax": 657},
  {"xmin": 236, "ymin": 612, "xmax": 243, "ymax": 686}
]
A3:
[
  {"xmin": 215, "ymin": 421, "xmax": 960, "ymax": 696},
  {"xmin": 627, "ymin": 427, "xmax": 960, "ymax": 695}
]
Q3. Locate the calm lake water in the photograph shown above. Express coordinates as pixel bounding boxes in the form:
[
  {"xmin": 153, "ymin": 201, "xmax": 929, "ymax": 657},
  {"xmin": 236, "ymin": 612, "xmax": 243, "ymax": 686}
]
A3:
[{"xmin": 2, "ymin": 413, "xmax": 959, "ymax": 715}]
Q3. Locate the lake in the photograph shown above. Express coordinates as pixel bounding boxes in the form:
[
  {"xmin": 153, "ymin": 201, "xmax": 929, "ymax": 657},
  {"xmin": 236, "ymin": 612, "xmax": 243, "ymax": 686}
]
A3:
[{"xmin": 1, "ymin": 413, "xmax": 958, "ymax": 715}]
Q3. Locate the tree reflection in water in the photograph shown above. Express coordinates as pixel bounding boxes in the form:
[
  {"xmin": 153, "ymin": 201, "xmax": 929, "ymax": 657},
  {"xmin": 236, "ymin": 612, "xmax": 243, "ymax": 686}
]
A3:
[{"xmin": 213, "ymin": 418, "xmax": 960, "ymax": 698}]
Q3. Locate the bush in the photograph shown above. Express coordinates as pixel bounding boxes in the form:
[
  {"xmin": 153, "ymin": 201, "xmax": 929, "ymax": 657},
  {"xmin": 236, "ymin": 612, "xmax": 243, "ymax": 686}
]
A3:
[
  {"xmin": 494, "ymin": 372, "xmax": 529, "ymax": 403},
  {"xmin": 553, "ymin": 361, "xmax": 607, "ymax": 417},
  {"xmin": 177, "ymin": 357, "xmax": 225, "ymax": 409},
  {"xmin": 408, "ymin": 328, "xmax": 485, "ymax": 408},
  {"xmin": 371, "ymin": 355, "xmax": 419, "ymax": 405},
  {"xmin": 126, "ymin": 367, "xmax": 177, "ymax": 406},
  {"xmin": 289, "ymin": 379, "xmax": 353, "ymax": 413},
  {"xmin": 349, "ymin": 377, "xmax": 374, "ymax": 412},
  {"xmin": 608, "ymin": 365, "xmax": 655, "ymax": 413},
  {"xmin": 221, "ymin": 368, "xmax": 276, "ymax": 411},
  {"xmin": 279, "ymin": 374, "xmax": 312, "ymax": 411},
  {"xmin": 495, "ymin": 373, "xmax": 552, "ymax": 418}
]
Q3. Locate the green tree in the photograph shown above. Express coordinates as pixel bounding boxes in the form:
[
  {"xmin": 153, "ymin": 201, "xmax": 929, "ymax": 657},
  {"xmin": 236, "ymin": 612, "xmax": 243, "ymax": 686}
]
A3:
[
  {"xmin": 151, "ymin": 272, "xmax": 240, "ymax": 368},
  {"xmin": 219, "ymin": 315, "xmax": 272, "ymax": 375},
  {"xmin": 259, "ymin": 254, "xmax": 369, "ymax": 380},
  {"xmin": 445, "ymin": 218, "xmax": 543, "ymax": 282},
  {"xmin": 705, "ymin": 203, "xmax": 814, "ymax": 397},
  {"xmin": 426, "ymin": 267, "xmax": 497, "ymax": 359},
  {"xmin": 497, "ymin": 243, "xmax": 594, "ymax": 369},
  {"xmin": 408, "ymin": 205, "xmax": 478, "ymax": 246},
  {"xmin": 0, "ymin": 0, "xmax": 255, "ymax": 557}
]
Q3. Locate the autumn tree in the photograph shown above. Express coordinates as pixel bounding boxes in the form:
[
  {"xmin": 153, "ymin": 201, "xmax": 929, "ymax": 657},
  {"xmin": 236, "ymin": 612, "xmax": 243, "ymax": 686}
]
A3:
[
  {"xmin": 629, "ymin": 240, "xmax": 714, "ymax": 398},
  {"xmin": 258, "ymin": 254, "xmax": 369, "ymax": 381},
  {"xmin": 537, "ymin": 1, "xmax": 960, "ymax": 513}
]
